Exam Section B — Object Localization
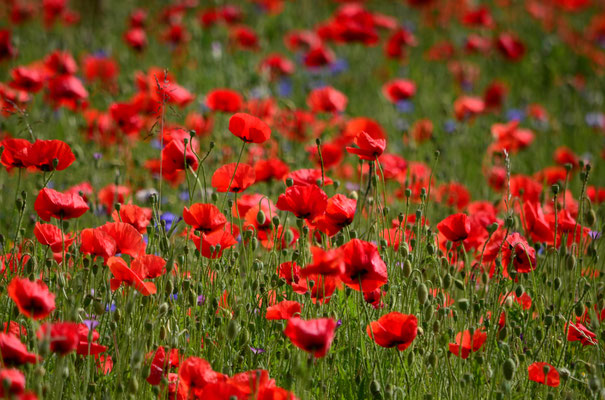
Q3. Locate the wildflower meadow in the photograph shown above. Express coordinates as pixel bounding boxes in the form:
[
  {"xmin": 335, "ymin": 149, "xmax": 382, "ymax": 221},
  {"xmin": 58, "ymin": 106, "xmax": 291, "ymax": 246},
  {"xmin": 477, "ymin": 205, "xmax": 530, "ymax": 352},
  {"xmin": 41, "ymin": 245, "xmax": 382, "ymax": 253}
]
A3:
[{"xmin": 0, "ymin": 0, "xmax": 604, "ymax": 399}]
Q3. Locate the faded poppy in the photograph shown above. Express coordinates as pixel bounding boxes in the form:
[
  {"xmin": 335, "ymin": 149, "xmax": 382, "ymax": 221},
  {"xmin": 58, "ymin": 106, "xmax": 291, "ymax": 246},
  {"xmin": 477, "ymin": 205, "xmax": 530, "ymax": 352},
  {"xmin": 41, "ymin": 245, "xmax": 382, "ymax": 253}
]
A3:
[
  {"xmin": 7, "ymin": 277, "xmax": 55, "ymax": 320},
  {"xmin": 211, "ymin": 163, "xmax": 256, "ymax": 193},
  {"xmin": 366, "ymin": 312, "xmax": 417, "ymax": 350},
  {"xmin": 527, "ymin": 362, "xmax": 560, "ymax": 387},
  {"xmin": 341, "ymin": 239, "xmax": 388, "ymax": 292},
  {"xmin": 276, "ymin": 185, "xmax": 327, "ymax": 220},
  {"xmin": 283, "ymin": 317, "xmax": 337, "ymax": 358},
  {"xmin": 229, "ymin": 112, "xmax": 271, "ymax": 144}
]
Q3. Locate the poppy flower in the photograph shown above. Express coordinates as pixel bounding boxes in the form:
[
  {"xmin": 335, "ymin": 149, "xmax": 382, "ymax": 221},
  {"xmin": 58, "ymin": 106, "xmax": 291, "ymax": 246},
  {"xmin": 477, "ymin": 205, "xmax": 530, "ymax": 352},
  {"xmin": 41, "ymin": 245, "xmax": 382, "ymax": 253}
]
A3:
[
  {"xmin": 7, "ymin": 277, "xmax": 56, "ymax": 320},
  {"xmin": 366, "ymin": 312, "xmax": 417, "ymax": 350},
  {"xmin": 107, "ymin": 256, "xmax": 156, "ymax": 296},
  {"xmin": 0, "ymin": 29, "xmax": 17, "ymax": 61},
  {"xmin": 0, "ymin": 138, "xmax": 31, "ymax": 170},
  {"xmin": 98, "ymin": 222, "xmax": 146, "ymax": 259},
  {"xmin": 37, "ymin": 322, "xmax": 79, "ymax": 356},
  {"xmin": 206, "ymin": 89, "xmax": 243, "ymax": 113},
  {"xmin": 76, "ymin": 324, "xmax": 106, "ymax": 356},
  {"xmin": 183, "ymin": 203, "xmax": 227, "ymax": 233},
  {"xmin": 346, "ymin": 130, "xmax": 386, "ymax": 161},
  {"xmin": 496, "ymin": 33, "xmax": 526, "ymax": 61},
  {"xmin": 341, "ymin": 239, "xmax": 388, "ymax": 292},
  {"xmin": 306, "ymin": 86, "xmax": 347, "ymax": 113},
  {"xmin": 259, "ymin": 53, "xmax": 295, "ymax": 79},
  {"xmin": 147, "ymin": 346, "xmax": 167, "ymax": 385},
  {"xmin": 26, "ymin": 139, "xmax": 76, "ymax": 171},
  {"xmin": 303, "ymin": 46, "xmax": 336, "ymax": 68},
  {"xmin": 300, "ymin": 247, "xmax": 344, "ymax": 277},
  {"xmin": 112, "ymin": 204, "xmax": 152, "ymax": 234},
  {"xmin": 313, "ymin": 194, "xmax": 357, "ymax": 235},
  {"xmin": 229, "ymin": 112, "xmax": 271, "ymax": 144},
  {"xmin": 502, "ymin": 233, "xmax": 536, "ymax": 275},
  {"xmin": 80, "ymin": 228, "xmax": 117, "ymax": 261},
  {"xmin": 266, "ymin": 300, "xmax": 302, "ymax": 320},
  {"xmin": 566, "ymin": 323, "xmax": 597, "ymax": 346},
  {"xmin": 448, "ymin": 329, "xmax": 487, "ymax": 359},
  {"xmin": 124, "ymin": 28, "xmax": 147, "ymax": 51},
  {"xmin": 286, "ymin": 169, "xmax": 333, "ymax": 186},
  {"xmin": 9, "ymin": 66, "xmax": 45, "ymax": 93},
  {"xmin": 192, "ymin": 230, "xmax": 238, "ymax": 259},
  {"xmin": 83, "ymin": 54, "xmax": 119, "ymax": 85},
  {"xmin": 161, "ymin": 140, "xmax": 199, "ymax": 175},
  {"xmin": 385, "ymin": 28, "xmax": 417, "ymax": 60},
  {"xmin": 454, "ymin": 96, "xmax": 485, "ymax": 120},
  {"xmin": 553, "ymin": 146, "xmax": 579, "ymax": 169},
  {"xmin": 211, "ymin": 163, "xmax": 256, "ymax": 193},
  {"xmin": 230, "ymin": 25, "xmax": 260, "ymax": 50},
  {"xmin": 254, "ymin": 158, "xmax": 290, "ymax": 183},
  {"xmin": 276, "ymin": 185, "xmax": 327, "ymax": 220},
  {"xmin": 277, "ymin": 262, "xmax": 307, "ymax": 294},
  {"xmin": 131, "ymin": 255, "xmax": 168, "ymax": 280},
  {"xmin": 382, "ymin": 79, "xmax": 416, "ymax": 104},
  {"xmin": 33, "ymin": 222, "xmax": 75, "ymax": 253},
  {"xmin": 0, "ymin": 333, "xmax": 39, "ymax": 366},
  {"xmin": 435, "ymin": 183, "xmax": 470, "ymax": 210},
  {"xmin": 34, "ymin": 188, "xmax": 89, "ymax": 222},
  {"xmin": 178, "ymin": 357, "xmax": 226, "ymax": 396},
  {"xmin": 522, "ymin": 201, "xmax": 554, "ymax": 244},
  {"xmin": 528, "ymin": 362, "xmax": 560, "ymax": 387},
  {"xmin": 98, "ymin": 184, "xmax": 130, "ymax": 213},
  {"xmin": 46, "ymin": 74, "xmax": 89, "ymax": 110},
  {"xmin": 437, "ymin": 213, "xmax": 471, "ymax": 242},
  {"xmin": 0, "ymin": 368, "xmax": 25, "ymax": 397},
  {"xmin": 410, "ymin": 119, "xmax": 433, "ymax": 143},
  {"xmin": 283, "ymin": 317, "xmax": 337, "ymax": 358}
]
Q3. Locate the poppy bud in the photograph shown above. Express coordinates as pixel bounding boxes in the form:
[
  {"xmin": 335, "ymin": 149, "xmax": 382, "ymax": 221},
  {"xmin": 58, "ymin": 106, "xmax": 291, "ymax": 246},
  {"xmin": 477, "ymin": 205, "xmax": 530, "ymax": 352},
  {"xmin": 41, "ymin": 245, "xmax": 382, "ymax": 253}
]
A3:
[
  {"xmin": 427, "ymin": 243, "xmax": 435, "ymax": 255},
  {"xmin": 165, "ymin": 280, "xmax": 174, "ymax": 296},
  {"xmin": 457, "ymin": 298, "xmax": 469, "ymax": 312},
  {"xmin": 256, "ymin": 210, "xmax": 266, "ymax": 225},
  {"xmin": 350, "ymin": 230, "xmax": 358, "ymax": 239},
  {"xmin": 575, "ymin": 302, "xmax": 585, "ymax": 317},
  {"xmin": 423, "ymin": 305, "xmax": 434, "ymax": 321},
  {"xmin": 417, "ymin": 283, "xmax": 428, "ymax": 304},
  {"xmin": 487, "ymin": 222, "xmax": 499, "ymax": 234},
  {"xmin": 502, "ymin": 358, "xmax": 515, "ymax": 380},
  {"xmin": 159, "ymin": 302, "xmax": 169, "ymax": 315},
  {"xmin": 15, "ymin": 198, "xmax": 23, "ymax": 211},
  {"xmin": 454, "ymin": 279, "xmax": 464, "ymax": 290},
  {"xmin": 114, "ymin": 309, "xmax": 122, "ymax": 322},
  {"xmin": 585, "ymin": 210, "xmax": 596, "ymax": 227},
  {"xmin": 551, "ymin": 184, "xmax": 560, "ymax": 195},
  {"xmin": 227, "ymin": 320, "xmax": 240, "ymax": 340},
  {"xmin": 405, "ymin": 188, "xmax": 412, "ymax": 198},
  {"xmin": 399, "ymin": 242, "xmax": 409, "ymax": 258},
  {"xmin": 286, "ymin": 177, "xmax": 294, "ymax": 187},
  {"xmin": 211, "ymin": 193, "xmax": 219, "ymax": 202},
  {"xmin": 515, "ymin": 285, "xmax": 524, "ymax": 297},
  {"xmin": 432, "ymin": 320, "xmax": 440, "ymax": 333},
  {"xmin": 415, "ymin": 209, "xmax": 422, "ymax": 220},
  {"xmin": 442, "ymin": 273, "xmax": 452, "ymax": 289},
  {"xmin": 370, "ymin": 380, "xmax": 381, "ymax": 396},
  {"xmin": 554, "ymin": 277, "xmax": 561, "ymax": 290},
  {"xmin": 250, "ymin": 237, "xmax": 258, "ymax": 250},
  {"xmin": 159, "ymin": 325, "xmax": 167, "ymax": 340},
  {"xmin": 402, "ymin": 260, "xmax": 412, "ymax": 277}
]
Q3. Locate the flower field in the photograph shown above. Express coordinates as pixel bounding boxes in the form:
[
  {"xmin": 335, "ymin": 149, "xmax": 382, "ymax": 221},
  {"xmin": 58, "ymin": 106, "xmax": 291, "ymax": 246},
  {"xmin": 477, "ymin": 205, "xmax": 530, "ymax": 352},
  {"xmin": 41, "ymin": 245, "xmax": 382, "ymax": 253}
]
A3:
[{"xmin": 0, "ymin": 0, "xmax": 605, "ymax": 399}]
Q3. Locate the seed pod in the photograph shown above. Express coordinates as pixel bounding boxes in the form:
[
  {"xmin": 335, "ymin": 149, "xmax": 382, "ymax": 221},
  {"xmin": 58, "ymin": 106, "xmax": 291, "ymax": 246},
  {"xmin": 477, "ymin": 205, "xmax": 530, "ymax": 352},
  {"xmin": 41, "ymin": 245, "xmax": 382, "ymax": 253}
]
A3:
[
  {"xmin": 502, "ymin": 358, "xmax": 515, "ymax": 380},
  {"xmin": 417, "ymin": 283, "xmax": 428, "ymax": 305}
]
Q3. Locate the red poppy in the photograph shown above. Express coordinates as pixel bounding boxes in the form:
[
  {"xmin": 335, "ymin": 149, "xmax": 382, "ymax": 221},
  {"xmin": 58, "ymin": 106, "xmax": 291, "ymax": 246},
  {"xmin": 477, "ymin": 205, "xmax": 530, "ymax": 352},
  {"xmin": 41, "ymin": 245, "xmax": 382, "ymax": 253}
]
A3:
[
  {"xmin": 108, "ymin": 102, "xmax": 142, "ymax": 135},
  {"xmin": 501, "ymin": 233, "xmax": 536, "ymax": 275},
  {"xmin": 259, "ymin": 53, "xmax": 295, "ymax": 79},
  {"xmin": 496, "ymin": 33, "xmax": 526, "ymax": 61},
  {"xmin": 382, "ymin": 79, "xmax": 416, "ymax": 104},
  {"xmin": 283, "ymin": 317, "xmax": 337, "ymax": 358},
  {"xmin": 454, "ymin": 96, "xmax": 485, "ymax": 120},
  {"xmin": 528, "ymin": 362, "xmax": 560, "ymax": 387},
  {"xmin": 186, "ymin": 112, "xmax": 214, "ymax": 137},
  {"xmin": 112, "ymin": 204, "xmax": 152, "ymax": 234},
  {"xmin": 0, "ymin": 29, "xmax": 17, "ymax": 61},
  {"xmin": 266, "ymin": 300, "xmax": 302, "ymax": 320},
  {"xmin": 437, "ymin": 213, "xmax": 471, "ymax": 242},
  {"xmin": 230, "ymin": 25, "xmax": 260, "ymax": 50},
  {"xmin": 2, "ymin": 322, "xmax": 27, "ymax": 338},
  {"xmin": 435, "ymin": 183, "xmax": 470, "ymax": 210},
  {"xmin": 229, "ymin": 112, "xmax": 271, "ymax": 144},
  {"xmin": 313, "ymin": 194, "xmax": 357, "ymax": 235},
  {"xmin": 192, "ymin": 230, "xmax": 238, "ymax": 259},
  {"xmin": 303, "ymin": 46, "xmax": 336, "ymax": 68},
  {"xmin": 179, "ymin": 357, "xmax": 226, "ymax": 397},
  {"xmin": 80, "ymin": 227, "xmax": 117, "ymax": 261},
  {"xmin": 99, "ymin": 222, "xmax": 146, "ymax": 259},
  {"xmin": 276, "ymin": 184, "xmax": 327, "ymax": 220},
  {"xmin": 0, "ymin": 138, "xmax": 30, "ymax": 170},
  {"xmin": 462, "ymin": 6, "xmax": 494, "ymax": 28},
  {"xmin": 9, "ymin": 66, "xmax": 45, "ymax": 93},
  {"xmin": 83, "ymin": 54, "xmax": 119, "ymax": 85},
  {"xmin": 306, "ymin": 86, "xmax": 347, "ymax": 113},
  {"xmin": 147, "ymin": 346, "xmax": 167, "ymax": 385},
  {"xmin": 366, "ymin": 312, "xmax": 417, "ymax": 350},
  {"xmin": 346, "ymin": 131, "xmax": 386, "ymax": 161},
  {"xmin": 448, "ymin": 329, "xmax": 487, "ymax": 359},
  {"xmin": 483, "ymin": 81, "xmax": 508, "ymax": 110},
  {"xmin": 566, "ymin": 323, "xmax": 597, "ymax": 346},
  {"xmin": 0, "ymin": 368, "xmax": 25, "ymax": 397},
  {"xmin": 7, "ymin": 277, "xmax": 55, "ymax": 320},
  {"xmin": 161, "ymin": 139, "xmax": 199, "ymax": 174},
  {"xmin": 206, "ymin": 89, "xmax": 243, "ymax": 113},
  {"xmin": 286, "ymin": 169, "xmax": 333, "ymax": 186},
  {"xmin": 124, "ymin": 28, "xmax": 147, "ymax": 51},
  {"xmin": 0, "ymin": 333, "xmax": 39, "ymax": 366},
  {"xmin": 107, "ymin": 256, "xmax": 156, "ymax": 296},
  {"xmin": 553, "ymin": 146, "xmax": 579, "ymax": 169},
  {"xmin": 26, "ymin": 139, "xmax": 76, "ymax": 171},
  {"xmin": 522, "ymin": 201, "xmax": 554, "ymax": 244},
  {"xmin": 33, "ymin": 222, "xmax": 75, "ymax": 253},
  {"xmin": 341, "ymin": 239, "xmax": 388, "ymax": 292},
  {"xmin": 277, "ymin": 262, "xmax": 307, "ymax": 294},
  {"xmin": 76, "ymin": 324, "xmax": 106, "ymax": 356},
  {"xmin": 211, "ymin": 163, "xmax": 256, "ymax": 193},
  {"xmin": 98, "ymin": 184, "xmax": 130, "ymax": 213},
  {"xmin": 34, "ymin": 188, "xmax": 89, "ymax": 222},
  {"xmin": 410, "ymin": 119, "xmax": 433, "ymax": 143},
  {"xmin": 131, "ymin": 255, "xmax": 168, "ymax": 280},
  {"xmin": 37, "ymin": 322, "xmax": 79, "ymax": 356},
  {"xmin": 300, "ymin": 247, "xmax": 344, "ymax": 277},
  {"xmin": 46, "ymin": 74, "xmax": 89, "ymax": 110},
  {"xmin": 183, "ymin": 203, "xmax": 227, "ymax": 233},
  {"xmin": 254, "ymin": 158, "xmax": 290, "ymax": 183},
  {"xmin": 385, "ymin": 28, "xmax": 416, "ymax": 60}
]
